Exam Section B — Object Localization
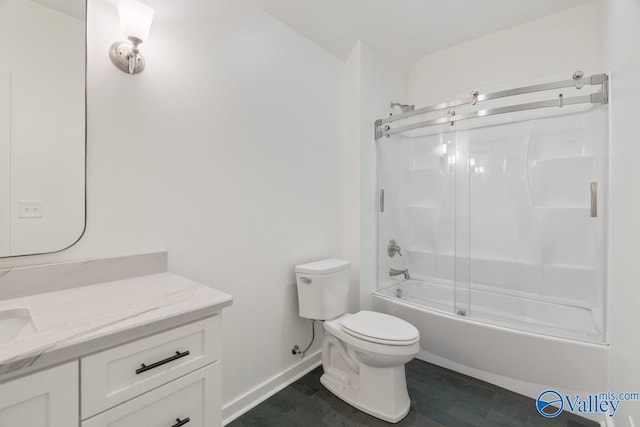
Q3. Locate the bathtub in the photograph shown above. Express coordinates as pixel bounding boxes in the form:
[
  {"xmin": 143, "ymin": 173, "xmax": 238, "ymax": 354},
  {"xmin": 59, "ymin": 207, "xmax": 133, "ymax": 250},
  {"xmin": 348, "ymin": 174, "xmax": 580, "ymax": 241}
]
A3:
[{"xmin": 372, "ymin": 280, "xmax": 609, "ymax": 411}]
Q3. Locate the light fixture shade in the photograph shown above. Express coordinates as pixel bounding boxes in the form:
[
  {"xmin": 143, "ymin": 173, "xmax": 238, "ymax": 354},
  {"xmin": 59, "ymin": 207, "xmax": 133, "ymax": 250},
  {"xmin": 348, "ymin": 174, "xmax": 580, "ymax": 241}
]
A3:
[{"xmin": 118, "ymin": 0, "xmax": 154, "ymax": 43}]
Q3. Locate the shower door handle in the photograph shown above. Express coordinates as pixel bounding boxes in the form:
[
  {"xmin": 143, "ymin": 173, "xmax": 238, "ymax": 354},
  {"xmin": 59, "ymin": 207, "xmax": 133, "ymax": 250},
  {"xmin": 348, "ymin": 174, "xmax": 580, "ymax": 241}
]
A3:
[
  {"xmin": 590, "ymin": 182, "xmax": 597, "ymax": 218},
  {"xmin": 379, "ymin": 189, "xmax": 385, "ymax": 213}
]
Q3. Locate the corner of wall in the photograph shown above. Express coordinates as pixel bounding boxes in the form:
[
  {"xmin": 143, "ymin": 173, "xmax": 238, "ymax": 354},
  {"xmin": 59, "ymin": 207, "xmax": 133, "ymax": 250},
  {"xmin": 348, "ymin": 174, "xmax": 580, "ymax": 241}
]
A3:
[
  {"xmin": 343, "ymin": 41, "xmax": 407, "ymax": 311},
  {"xmin": 222, "ymin": 351, "xmax": 321, "ymax": 425},
  {"xmin": 343, "ymin": 42, "xmax": 363, "ymax": 312}
]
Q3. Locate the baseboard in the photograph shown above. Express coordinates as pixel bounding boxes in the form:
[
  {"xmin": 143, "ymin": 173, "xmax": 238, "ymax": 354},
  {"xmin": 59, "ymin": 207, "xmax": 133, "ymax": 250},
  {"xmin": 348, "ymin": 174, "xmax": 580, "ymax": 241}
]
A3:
[{"xmin": 222, "ymin": 350, "xmax": 322, "ymax": 425}]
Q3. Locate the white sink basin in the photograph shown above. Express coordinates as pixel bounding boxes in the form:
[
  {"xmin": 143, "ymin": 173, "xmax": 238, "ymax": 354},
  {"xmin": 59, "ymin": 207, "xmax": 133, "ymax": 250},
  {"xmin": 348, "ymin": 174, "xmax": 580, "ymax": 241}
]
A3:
[{"xmin": 0, "ymin": 308, "xmax": 36, "ymax": 345}]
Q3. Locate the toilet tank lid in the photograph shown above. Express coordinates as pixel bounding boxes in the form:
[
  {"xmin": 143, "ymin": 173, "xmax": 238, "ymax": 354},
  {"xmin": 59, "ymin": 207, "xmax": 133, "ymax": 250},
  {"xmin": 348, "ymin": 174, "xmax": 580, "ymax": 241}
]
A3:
[{"xmin": 295, "ymin": 259, "xmax": 350, "ymax": 275}]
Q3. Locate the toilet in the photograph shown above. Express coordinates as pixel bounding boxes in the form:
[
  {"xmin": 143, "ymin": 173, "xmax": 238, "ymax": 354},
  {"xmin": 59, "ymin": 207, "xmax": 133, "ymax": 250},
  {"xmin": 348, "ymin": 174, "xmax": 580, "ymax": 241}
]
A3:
[{"xmin": 295, "ymin": 259, "xmax": 419, "ymax": 423}]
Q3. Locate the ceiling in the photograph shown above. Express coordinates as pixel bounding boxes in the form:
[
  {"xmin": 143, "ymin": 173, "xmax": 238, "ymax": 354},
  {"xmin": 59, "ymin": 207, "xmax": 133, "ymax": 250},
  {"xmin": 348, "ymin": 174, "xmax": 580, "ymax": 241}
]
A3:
[
  {"xmin": 30, "ymin": 0, "xmax": 85, "ymax": 20},
  {"xmin": 254, "ymin": 0, "xmax": 594, "ymax": 71}
]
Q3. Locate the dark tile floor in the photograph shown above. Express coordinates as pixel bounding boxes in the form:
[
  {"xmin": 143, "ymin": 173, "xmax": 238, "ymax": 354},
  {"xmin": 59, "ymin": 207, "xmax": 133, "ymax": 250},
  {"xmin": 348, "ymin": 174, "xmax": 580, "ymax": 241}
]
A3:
[{"xmin": 228, "ymin": 359, "xmax": 598, "ymax": 427}]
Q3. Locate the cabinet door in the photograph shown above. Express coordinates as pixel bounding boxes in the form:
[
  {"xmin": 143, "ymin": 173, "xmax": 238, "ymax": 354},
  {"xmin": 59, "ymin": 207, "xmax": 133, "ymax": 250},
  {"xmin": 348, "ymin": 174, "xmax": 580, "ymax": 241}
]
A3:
[
  {"xmin": 83, "ymin": 362, "xmax": 221, "ymax": 427},
  {"xmin": 0, "ymin": 361, "xmax": 78, "ymax": 427}
]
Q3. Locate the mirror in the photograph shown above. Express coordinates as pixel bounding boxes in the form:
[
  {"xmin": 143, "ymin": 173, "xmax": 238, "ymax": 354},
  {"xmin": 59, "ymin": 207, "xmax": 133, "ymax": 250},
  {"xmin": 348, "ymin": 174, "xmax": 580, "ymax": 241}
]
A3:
[{"xmin": 0, "ymin": 0, "xmax": 86, "ymax": 257}]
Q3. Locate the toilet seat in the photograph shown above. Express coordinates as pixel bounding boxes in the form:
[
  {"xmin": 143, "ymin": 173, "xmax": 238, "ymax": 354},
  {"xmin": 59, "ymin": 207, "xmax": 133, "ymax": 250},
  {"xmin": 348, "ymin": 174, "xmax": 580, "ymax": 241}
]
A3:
[
  {"xmin": 339, "ymin": 311, "xmax": 419, "ymax": 346},
  {"xmin": 324, "ymin": 312, "xmax": 420, "ymax": 357}
]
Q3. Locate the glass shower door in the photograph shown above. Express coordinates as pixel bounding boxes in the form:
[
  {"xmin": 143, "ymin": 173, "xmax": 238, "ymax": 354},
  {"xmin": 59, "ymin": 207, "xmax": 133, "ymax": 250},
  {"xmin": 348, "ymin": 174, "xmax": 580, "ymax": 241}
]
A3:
[
  {"xmin": 377, "ymin": 126, "xmax": 459, "ymax": 315},
  {"xmin": 463, "ymin": 106, "xmax": 608, "ymax": 341}
]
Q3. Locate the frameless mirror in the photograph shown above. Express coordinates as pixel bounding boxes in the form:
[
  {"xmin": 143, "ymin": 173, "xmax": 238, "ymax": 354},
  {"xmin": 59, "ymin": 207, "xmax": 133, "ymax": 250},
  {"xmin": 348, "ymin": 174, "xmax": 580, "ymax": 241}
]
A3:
[{"xmin": 0, "ymin": 0, "xmax": 86, "ymax": 257}]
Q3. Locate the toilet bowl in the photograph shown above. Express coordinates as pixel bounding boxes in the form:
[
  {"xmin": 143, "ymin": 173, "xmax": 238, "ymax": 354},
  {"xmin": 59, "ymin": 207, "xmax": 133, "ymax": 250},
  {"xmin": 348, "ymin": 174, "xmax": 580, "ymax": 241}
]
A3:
[
  {"xmin": 295, "ymin": 257, "xmax": 419, "ymax": 423},
  {"xmin": 320, "ymin": 311, "xmax": 419, "ymax": 423}
]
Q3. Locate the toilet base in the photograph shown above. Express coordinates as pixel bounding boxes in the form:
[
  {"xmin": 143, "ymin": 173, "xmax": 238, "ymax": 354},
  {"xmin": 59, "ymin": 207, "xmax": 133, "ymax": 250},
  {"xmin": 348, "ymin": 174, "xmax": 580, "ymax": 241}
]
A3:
[{"xmin": 320, "ymin": 366, "xmax": 411, "ymax": 424}]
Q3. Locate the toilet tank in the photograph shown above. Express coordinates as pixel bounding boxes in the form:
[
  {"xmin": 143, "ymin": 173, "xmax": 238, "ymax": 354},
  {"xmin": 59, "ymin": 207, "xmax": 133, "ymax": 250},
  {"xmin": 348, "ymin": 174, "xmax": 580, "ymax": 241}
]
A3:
[{"xmin": 295, "ymin": 259, "xmax": 350, "ymax": 320}]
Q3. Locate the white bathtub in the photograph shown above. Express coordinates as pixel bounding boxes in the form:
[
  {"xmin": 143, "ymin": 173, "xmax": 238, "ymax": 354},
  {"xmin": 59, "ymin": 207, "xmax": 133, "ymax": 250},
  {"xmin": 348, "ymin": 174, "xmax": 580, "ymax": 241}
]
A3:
[
  {"xmin": 376, "ymin": 279, "xmax": 603, "ymax": 342},
  {"xmin": 372, "ymin": 280, "xmax": 609, "ymax": 415}
]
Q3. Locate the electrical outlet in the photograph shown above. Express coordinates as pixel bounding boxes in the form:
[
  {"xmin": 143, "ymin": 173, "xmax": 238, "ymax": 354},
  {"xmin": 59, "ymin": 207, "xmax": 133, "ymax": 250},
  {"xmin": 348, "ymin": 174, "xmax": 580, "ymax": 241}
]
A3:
[{"xmin": 19, "ymin": 201, "xmax": 43, "ymax": 218}]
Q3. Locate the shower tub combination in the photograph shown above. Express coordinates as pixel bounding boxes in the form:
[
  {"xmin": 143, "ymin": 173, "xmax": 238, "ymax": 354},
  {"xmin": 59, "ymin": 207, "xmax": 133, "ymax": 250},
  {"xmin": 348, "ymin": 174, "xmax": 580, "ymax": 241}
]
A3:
[{"xmin": 372, "ymin": 72, "xmax": 610, "ymax": 405}]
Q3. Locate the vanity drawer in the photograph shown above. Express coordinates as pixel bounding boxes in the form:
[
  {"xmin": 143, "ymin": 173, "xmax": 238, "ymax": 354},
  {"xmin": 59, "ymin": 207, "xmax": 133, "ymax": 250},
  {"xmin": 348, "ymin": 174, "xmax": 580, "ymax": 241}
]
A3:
[
  {"xmin": 83, "ymin": 362, "xmax": 220, "ymax": 427},
  {"xmin": 81, "ymin": 316, "xmax": 220, "ymax": 418}
]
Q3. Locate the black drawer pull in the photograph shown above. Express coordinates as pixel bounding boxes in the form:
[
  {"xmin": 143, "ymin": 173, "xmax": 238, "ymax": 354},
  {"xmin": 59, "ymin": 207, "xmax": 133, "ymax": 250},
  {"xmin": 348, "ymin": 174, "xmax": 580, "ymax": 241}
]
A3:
[
  {"xmin": 171, "ymin": 417, "xmax": 190, "ymax": 427},
  {"xmin": 135, "ymin": 350, "xmax": 190, "ymax": 375}
]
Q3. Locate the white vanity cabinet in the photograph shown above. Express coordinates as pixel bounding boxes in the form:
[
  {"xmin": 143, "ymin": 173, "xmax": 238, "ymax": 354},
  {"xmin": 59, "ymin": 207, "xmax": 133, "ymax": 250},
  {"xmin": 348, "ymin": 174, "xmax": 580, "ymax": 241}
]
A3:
[
  {"xmin": 82, "ymin": 363, "xmax": 220, "ymax": 427},
  {"xmin": 0, "ymin": 361, "xmax": 79, "ymax": 427},
  {"xmin": 81, "ymin": 316, "xmax": 221, "ymax": 426},
  {"xmin": 0, "ymin": 315, "xmax": 223, "ymax": 427},
  {"xmin": 0, "ymin": 258, "xmax": 232, "ymax": 427}
]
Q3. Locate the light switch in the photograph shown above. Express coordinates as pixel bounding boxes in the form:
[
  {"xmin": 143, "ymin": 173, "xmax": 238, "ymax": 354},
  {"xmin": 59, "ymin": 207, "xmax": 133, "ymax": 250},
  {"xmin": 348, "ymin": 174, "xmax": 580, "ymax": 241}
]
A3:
[{"xmin": 19, "ymin": 200, "xmax": 43, "ymax": 218}]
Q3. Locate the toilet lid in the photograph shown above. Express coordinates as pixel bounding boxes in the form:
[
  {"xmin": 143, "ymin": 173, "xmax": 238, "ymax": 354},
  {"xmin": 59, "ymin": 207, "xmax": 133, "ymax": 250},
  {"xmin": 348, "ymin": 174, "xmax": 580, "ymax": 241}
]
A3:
[{"xmin": 339, "ymin": 311, "xmax": 419, "ymax": 344}]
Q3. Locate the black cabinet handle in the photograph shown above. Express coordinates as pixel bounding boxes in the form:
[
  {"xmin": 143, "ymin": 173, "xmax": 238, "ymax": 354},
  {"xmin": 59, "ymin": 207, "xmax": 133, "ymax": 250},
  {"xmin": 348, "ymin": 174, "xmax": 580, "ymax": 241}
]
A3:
[
  {"xmin": 135, "ymin": 350, "xmax": 190, "ymax": 375},
  {"xmin": 171, "ymin": 417, "xmax": 190, "ymax": 427}
]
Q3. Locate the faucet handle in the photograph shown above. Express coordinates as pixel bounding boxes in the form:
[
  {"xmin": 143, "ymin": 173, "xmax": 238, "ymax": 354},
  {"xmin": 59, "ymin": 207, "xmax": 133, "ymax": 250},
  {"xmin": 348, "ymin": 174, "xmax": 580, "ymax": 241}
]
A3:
[{"xmin": 387, "ymin": 239, "xmax": 403, "ymax": 257}]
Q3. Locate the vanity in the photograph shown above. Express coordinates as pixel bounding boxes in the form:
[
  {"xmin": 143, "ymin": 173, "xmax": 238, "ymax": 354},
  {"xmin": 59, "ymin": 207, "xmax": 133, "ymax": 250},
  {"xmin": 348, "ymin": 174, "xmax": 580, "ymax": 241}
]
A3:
[{"xmin": 0, "ymin": 253, "xmax": 232, "ymax": 427}]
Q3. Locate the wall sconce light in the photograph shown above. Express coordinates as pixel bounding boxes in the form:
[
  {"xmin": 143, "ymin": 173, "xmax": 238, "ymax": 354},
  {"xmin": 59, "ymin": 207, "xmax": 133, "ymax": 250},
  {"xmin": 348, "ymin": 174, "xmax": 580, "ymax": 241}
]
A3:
[{"xmin": 109, "ymin": 0, "xmax": 154, "ymax": 74}]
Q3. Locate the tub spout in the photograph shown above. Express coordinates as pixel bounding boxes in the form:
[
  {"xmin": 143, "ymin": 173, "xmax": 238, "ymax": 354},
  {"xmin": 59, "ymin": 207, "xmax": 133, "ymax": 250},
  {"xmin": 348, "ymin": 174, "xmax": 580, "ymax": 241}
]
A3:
[{"xmin": 390, "ymin": 268, "xmax": 410, "ymax": 280}]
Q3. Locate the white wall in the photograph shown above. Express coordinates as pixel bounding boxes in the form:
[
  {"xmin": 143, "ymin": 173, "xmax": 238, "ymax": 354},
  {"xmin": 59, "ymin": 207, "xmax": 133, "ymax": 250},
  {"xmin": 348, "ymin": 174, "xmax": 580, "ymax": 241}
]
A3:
[
  {"xmin": 0, "ymin": 0, "xmax": 345, "ymax": 418},
  {"xmin": 146, "ymin": 0, "xmax": 345, "ymax": 412},
  {"xmin": 407, "ymin": 2, "xmax": 602, "ymax": 106},
  {"xmin": 343, "ymin": 43, "xmax": 362, "ymax": 312},
  {"xmin": 343, "ymin": 42, "xmax": 406, "ymax": 310},
  {"xmin": 603, "ymin": 0, "xmax": 640, "ymax": 424}
]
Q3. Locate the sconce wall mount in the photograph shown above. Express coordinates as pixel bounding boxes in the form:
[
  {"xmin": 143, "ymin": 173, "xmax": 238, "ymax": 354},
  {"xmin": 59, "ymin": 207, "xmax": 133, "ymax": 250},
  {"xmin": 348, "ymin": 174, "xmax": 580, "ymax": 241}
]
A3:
[{"xmin": 110, "ymin": 37, "xmax": 145, "ymax": 74}]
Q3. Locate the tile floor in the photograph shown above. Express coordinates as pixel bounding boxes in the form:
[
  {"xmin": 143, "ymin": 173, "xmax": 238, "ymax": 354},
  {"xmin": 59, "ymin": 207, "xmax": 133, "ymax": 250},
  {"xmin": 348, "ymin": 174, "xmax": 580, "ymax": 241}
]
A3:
[{"xmin": 228, "ymin": 359, "xmax": 598, "ymax": 427}]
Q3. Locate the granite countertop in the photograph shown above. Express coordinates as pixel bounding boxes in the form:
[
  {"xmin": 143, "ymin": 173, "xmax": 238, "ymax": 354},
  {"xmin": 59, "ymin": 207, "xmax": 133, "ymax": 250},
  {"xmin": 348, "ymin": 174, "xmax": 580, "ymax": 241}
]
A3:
[{"xmin": 0, "ymin": 272, "xmax": 233, "ymax": 379}]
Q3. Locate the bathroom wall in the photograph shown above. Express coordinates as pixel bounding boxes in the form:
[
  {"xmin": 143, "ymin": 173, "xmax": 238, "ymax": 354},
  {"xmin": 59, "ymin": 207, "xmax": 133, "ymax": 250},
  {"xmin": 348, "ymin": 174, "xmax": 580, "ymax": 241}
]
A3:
[
  {"xmin": 603, "ymin": 0, "xmax": 640, "ymax": 424},
  {"xmin": 407, "ymin": 2, "xmax": 602, "ymax": 106},
  {"xmin": 148, "ymin": 0, "xmax": 345, "ymax": 416},
  {"xmin": 343, "ymin": 42, "xmax": 406, "ymax": 310},
  {"xmin": 0, "ymin": 0, "xmax": 345, "ymax": 420},
  {"xmin": 343, "ymin": 43, "xmax": 362, "ymax": 312}
]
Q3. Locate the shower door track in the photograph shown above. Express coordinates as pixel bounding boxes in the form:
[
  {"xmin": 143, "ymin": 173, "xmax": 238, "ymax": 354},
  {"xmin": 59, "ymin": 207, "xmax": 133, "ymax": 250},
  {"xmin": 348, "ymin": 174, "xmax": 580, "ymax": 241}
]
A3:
[{"xmin": 374, "ymin": 71, "xmax": 608, "ymax": 140}]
